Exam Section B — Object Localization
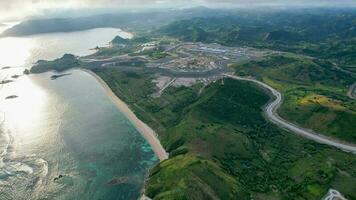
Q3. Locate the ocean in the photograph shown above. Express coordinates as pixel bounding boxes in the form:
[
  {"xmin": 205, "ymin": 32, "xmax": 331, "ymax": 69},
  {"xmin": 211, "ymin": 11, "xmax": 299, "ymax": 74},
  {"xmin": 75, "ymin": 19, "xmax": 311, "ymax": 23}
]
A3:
[{"xmin": 0, "ymin": 27, "xmax": 157, "ymax": 200}]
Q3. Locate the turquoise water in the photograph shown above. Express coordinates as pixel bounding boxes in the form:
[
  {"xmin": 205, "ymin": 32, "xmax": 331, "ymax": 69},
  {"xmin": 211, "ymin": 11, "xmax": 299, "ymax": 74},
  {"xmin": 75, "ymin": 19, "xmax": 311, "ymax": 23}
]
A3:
[{"xmin": 0, "ymin": 29, "xmax": 157, "ymax": 199}]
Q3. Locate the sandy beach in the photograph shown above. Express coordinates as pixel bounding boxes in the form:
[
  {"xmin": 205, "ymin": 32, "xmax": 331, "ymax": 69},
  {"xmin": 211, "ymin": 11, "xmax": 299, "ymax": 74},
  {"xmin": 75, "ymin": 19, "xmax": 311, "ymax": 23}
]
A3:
[{"xmin": 80, "ymin": 69, "xmax": 168, "ymax": 161}]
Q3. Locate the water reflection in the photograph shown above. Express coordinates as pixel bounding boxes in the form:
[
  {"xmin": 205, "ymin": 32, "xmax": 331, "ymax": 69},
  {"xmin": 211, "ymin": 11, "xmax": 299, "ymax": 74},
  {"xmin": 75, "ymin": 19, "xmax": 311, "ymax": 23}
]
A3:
[
  {"xmin": 0, "ymin": 28, "xmax": 130, "ymax": 67},
  {"xmin": 0, "ymin": 72, "xmax": 52, "ymax": 199},
  {"xmin": 1, "ymin": 75, "xmax": 47, "ymax": 134},
  {"xmin": 0, "ymin": 37, "xmax": 34, "ymax": 67}
]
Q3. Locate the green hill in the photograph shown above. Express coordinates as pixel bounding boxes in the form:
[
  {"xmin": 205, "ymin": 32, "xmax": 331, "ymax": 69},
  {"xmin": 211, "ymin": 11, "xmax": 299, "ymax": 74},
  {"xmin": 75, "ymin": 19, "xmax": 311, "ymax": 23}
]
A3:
[
  {"xmin": 30, "ymin": 54, "xmax": 83, "ymax": 73},
  {"xmin": 111, "ymin": 36, "xmax": 130, "ymax": 45},
  {"xmin": 94, "ymin": 68, "xmax": 356, "ymax": 200},
  {"xmin": 232, "ymin": 55, "xmax": 356, "ymax": 143},
  {"xmin": 160, "ymin": 8, "xmax": 356, "ymax": 72}
]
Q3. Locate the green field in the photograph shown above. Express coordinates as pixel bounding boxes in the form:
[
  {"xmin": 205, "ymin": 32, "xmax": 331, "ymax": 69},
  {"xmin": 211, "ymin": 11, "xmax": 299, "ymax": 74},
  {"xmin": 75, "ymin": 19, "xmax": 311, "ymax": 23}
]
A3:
[{"xmin": 94, "ymin": 68, "xmax": 356, "ymax": 200}]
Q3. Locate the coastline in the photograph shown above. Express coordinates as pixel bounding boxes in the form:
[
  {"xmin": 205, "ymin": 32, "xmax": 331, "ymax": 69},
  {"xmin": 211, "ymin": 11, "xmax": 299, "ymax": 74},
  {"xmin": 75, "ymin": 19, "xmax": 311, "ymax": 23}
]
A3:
[{"xmin": 80, "ymin": 68, "xmax": 168, "ymax": 161}]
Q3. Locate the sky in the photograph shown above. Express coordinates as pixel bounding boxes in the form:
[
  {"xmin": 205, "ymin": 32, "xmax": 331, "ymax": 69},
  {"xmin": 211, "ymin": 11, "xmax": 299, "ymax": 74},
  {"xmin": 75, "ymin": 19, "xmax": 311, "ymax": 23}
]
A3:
[{"xmin": 0, "ymin": 0, "xmax": 355, "ymax": 21}]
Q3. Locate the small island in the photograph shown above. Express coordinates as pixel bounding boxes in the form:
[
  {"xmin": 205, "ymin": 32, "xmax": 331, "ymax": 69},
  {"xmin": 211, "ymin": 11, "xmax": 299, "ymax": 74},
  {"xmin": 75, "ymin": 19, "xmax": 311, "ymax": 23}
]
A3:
[
  {"xmin": 11, "ymin": 75, "xmax": 20, "ymax": 79},
  {"xmin": 54, "ymin": 174, "xmax": 64, "ymax": 181},
  {"xmin": 51, "ymin": 73, "xmax": 72, "ymax": 80},
  {"xmin": 0, "ymin": 80, "xmax": 14, "ymax": 84},
  {"xmin": 23, "ymin": 69, "xmax": 30, "ymax": 75},
  {"xmin": 5, "ymin": 95, "xmax": 18, "ymax": 99}
]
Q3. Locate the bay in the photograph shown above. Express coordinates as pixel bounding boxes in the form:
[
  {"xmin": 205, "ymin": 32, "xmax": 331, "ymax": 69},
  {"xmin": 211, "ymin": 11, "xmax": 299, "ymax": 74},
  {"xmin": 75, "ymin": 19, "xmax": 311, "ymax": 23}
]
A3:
[{"xmin": 0, "ymin": 28, "xmax": 156, "ymax": 200}]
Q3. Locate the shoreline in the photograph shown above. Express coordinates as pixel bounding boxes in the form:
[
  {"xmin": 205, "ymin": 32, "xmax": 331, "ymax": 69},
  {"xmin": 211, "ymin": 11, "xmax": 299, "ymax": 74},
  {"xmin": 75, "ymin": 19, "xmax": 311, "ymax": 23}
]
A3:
[{"xmin": 79, "ymin": 68, "xmax": 168, "ymax": 161}]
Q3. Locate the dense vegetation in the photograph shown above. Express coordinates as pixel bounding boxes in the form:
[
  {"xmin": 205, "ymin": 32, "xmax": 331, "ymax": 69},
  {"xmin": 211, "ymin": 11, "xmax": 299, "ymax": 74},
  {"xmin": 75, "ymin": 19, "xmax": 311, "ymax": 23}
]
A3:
[
  {"xmin": 95, "ymin": 68, "xmax": 356, "ymax": 200},
  {"xmin": 232, "ymin": 55, "xmax": 356, "ymax": 143},
  {"xmin": 90, "ymin": 36, "xmax": 152, "ymax": 58},
  {"xmin": 160, "ymin": 8, "xmax": 356, "ymax": 72},
  {"xmin": 160, "ymin": 8, "xmax": 356, "ymax": 143}
]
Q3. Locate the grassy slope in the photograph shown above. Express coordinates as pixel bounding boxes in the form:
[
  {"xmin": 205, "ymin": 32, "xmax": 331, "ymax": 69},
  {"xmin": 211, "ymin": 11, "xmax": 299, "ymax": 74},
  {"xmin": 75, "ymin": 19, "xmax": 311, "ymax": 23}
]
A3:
[
  {"xmin": 232, "ymin": 55, "xmax": 356, "ymax": 143},
  {"xmin": 94, "ymin": 68, "xmax": 356, "ymax": 200}
]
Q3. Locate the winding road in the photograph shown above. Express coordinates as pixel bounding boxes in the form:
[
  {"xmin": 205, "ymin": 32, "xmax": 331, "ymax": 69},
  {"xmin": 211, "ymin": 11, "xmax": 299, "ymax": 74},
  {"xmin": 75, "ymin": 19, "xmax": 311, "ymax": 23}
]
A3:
[
  {"xmin": 347, "ymin": 83, "xmax": 356, "ymax": 100},
  {"xmin": 322, "ymin": 189, "xmax": 347, "ymax": 200},
  {"xmin": 80, "ymin": 47, "xmax": 356, "ymax": 154},
  {"xmin": 224, "ymin": 74, "xmax": 356, "ymax": 154},
  {"xmin": 331, "ymin": 62, "xmax": 356, "ymax": 101}
]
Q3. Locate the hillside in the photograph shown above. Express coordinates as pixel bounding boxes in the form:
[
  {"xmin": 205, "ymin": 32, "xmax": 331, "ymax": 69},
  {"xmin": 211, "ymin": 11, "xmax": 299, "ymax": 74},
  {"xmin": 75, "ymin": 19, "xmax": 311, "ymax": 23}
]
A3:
[
  {"xmin": 1, "ymin": 7, "xmax": 231, "ymax": 37},
  {"xmin": 232, "ymin": 55, "xmax": 356, "ymax": 143},
  {"xmin": 160, "ymin": 8, "xmax": 356, "ymax": 72},
  {"xmin": 94, "ymin": 68, "xmax": 356, "ymax": 200},
  {"xmin": 30, "ymin": 54, "xmax": 84, "ymax": 73}
]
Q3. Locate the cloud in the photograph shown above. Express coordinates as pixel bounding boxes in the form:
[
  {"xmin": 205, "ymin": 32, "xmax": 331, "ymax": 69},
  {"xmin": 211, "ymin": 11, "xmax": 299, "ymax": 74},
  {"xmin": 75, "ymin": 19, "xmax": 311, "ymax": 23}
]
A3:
[
  {"xmin": 0, "ymin": 0, "xmax": 187, "ymax": 20},
  {"xmin": 201, "ymin": 0, "xmax": 356, "ymax": 9},
  {"xmin": 0, "ymin": 0, "xmax": 355, "ymax": 21}
]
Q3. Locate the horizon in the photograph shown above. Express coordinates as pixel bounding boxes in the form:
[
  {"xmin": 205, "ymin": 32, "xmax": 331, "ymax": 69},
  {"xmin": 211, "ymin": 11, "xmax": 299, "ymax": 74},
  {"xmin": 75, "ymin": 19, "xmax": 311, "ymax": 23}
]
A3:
[{"xmin": 1, "ymin": 0, "xmax": 356, "ymax": 21}]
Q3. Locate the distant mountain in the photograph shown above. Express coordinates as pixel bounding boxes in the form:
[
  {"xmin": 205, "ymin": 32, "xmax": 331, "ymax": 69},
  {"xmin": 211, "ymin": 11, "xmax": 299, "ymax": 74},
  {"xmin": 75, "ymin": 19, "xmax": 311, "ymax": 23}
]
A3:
[
  {"xmin": 160, "ymin": 8, "xmax": 356, "ymax": 70},
  {"xmin": 161, "ymin": 9, "xmax": 356, "ymax": 44},
  {"xmin": 1, "ymin": 7, "xmax": 231, "ymax": 37},
  {"xmin": 2, "ymin": 14, "xmax": 132, "ymax": 37}
]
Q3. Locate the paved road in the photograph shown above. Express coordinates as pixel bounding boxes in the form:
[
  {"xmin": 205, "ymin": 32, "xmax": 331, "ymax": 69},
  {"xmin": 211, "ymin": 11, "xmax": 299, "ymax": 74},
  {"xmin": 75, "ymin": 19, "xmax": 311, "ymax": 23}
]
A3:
[
  {"xmin": 323, "ymin": 189, "xmax": 347, "ymax": 200},
  {"xmin": 159, "ymin": 78, "xmax": 176, "ymax": 94},
  {"xmin": 224, "ymin": 74, "xmax": 356, "ymax": 154},
  {"xmin": 81, "ymin": 50, "xmax": 356, "ymax": 154},
  {"xmin": 331, "ymin": 62, "xmax": 355, "ymax": 77},
  {"xmin": 330, "ymin": 62, "xmax": 356, "ymax": 101},
  {"xmin": 347, "ymin": 83, "xmax": 356, "ymax": 100}
]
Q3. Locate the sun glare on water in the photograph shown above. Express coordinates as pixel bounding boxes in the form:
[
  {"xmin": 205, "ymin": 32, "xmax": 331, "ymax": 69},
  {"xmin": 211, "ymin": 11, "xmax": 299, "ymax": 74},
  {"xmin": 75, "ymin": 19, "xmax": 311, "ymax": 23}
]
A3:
[
  {"xmin": 0, "ymin": 75, "xmax": 48, "ymax": 142},
  {"xmin": 0, "ymin": 37, "xmax": 34, "ymax": 67}
]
